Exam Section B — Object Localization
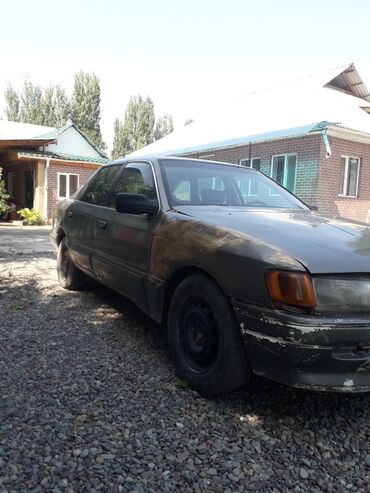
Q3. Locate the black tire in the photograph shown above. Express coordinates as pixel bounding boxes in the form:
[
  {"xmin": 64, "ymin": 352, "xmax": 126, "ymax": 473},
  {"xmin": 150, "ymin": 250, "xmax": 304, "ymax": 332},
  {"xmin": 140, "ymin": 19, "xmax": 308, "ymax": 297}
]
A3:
[
  {"xmin": 167, "ymin": 273, "xmax": 251, "ymax": 395},
  {"xmin": 57, "ymin": 238, "xmax": 87, "ymax": 290}
]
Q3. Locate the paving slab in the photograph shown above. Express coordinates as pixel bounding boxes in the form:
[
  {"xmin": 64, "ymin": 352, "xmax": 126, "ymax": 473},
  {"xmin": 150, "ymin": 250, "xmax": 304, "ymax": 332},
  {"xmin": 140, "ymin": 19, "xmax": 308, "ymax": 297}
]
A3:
[{"xmin": 0, "ymin": 223, "xmax": 54, "ymax": 256}]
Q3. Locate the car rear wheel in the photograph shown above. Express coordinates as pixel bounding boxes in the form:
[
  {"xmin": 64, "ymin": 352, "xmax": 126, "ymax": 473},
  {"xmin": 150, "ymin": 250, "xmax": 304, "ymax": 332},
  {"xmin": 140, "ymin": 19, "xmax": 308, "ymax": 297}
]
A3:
[
  {"xmin": 57, "ymin": 238, "xmax": 87, "ymax": 290},
  {"xmin": 167, "ymin": 273, "xmax": 251, "ymax": 395}
]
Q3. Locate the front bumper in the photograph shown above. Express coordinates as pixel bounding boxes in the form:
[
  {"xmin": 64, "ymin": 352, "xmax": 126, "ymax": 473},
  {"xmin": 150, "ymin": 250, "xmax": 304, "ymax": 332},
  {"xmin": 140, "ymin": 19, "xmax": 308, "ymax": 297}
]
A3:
[{"xmin": 232, "ymin": 300, "xmax": 370, "ymax": 392}]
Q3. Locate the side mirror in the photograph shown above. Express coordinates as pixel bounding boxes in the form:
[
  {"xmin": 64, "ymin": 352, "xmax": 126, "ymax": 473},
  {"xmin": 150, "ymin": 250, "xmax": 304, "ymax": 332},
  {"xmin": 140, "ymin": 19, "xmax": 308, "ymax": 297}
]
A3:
[
  {"xmin": 309, "ymin": 205, "xmax": 319, "ymax": 211},
  {"xmin": 116, "ymin": 193, "xmax": 159, "ymax": 216}
]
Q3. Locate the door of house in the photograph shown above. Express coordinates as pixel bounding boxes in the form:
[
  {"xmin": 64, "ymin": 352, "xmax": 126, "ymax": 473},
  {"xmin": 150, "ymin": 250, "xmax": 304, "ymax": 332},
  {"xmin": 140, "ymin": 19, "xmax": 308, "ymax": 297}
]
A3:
[{"xmin": 25, "ymin": 171, "xmax": 34, "ymax": 209}]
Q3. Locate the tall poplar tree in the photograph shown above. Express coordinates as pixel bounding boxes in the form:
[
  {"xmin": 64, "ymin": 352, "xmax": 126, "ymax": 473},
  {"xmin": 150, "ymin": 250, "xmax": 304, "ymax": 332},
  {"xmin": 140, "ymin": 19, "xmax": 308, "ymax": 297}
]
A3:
[
  {"xmin": 154, "ymin": 113, "xmax": 173, "ymax": 140},
  {"xmin": 112, "ymin": 118, "xmax": 126, "ymax": 159},
  {"xmin": 20, "ymin": 80, "xmax": 43, "ymax": 125},
  {"xmin": 54, "ymin": 86, "xmax": 71, "ymax": 128},
  {"xmin": 4, "ymin": 84, "xmax": 20, "ymax": 122},
  {"xmin": 71, "ymin": 71, "xmax": 104, "ymax": 149},
  {"xmin": 113, "ymin": 95, "xmax": 155, "ymax": 156}
]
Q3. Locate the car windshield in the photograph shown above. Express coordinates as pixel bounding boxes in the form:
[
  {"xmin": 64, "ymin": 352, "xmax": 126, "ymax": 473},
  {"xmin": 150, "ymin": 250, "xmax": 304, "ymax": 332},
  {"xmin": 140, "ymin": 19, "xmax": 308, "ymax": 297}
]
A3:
[{"xmin": 160, "ymin": 159, "xmax": 307, "ymax": 209}]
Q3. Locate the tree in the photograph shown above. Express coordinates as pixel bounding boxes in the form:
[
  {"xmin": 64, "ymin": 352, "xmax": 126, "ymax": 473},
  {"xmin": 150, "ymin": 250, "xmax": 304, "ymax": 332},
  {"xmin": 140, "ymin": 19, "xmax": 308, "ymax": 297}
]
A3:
[
  {"xmin": 121, "ymin": 95, "xmax": 155, "ymax": 155},
  {"xmin": 20, "ymin": 79, "xmax": 43, "ymax": 125},
  {"xmin": 71, "ymin": 71, "xmax": 105, "ymax": 149},
  {"xmin": 154, "ymin": 113, "xmax": 173, "ymax": 140},
  {"xmin": 4, "ymin": 81, "xmax": 70, "ymax": 128},
  {"xmin": 112, "ymin": 118, "xmax": 126, "ymax": 159},
  {"xmin": 184, "ymin": 117, "xmax": 194, "ymax": 126},
  {"xmin": 0, "ymin": 170, "xmax": 10, "ymax": 215},
  {"xmin": 4, "ymin": 84, "xmax": 20, "ymax": 122},
  {"xmin": 54, "ymin": 86, "xmax": 71, "ymax": 128},
  {"xmin": 40, "ymin": 85, "xmax": 56, "ymax": 126}
]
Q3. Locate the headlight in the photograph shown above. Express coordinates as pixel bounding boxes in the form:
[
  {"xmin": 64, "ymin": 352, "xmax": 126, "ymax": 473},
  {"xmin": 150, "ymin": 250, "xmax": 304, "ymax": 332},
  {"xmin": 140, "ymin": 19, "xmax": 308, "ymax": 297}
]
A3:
[{"xmin": 313, "ymin": 278, "xmax": 370, "ymax": 313}]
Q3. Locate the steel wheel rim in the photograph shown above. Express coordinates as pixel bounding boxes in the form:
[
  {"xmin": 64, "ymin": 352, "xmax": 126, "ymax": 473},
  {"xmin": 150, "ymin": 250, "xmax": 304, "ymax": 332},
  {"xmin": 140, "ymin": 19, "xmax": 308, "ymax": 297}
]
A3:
[{"xmin": 178, "ymin": 297, "xmax": 219, "ymax": 374}]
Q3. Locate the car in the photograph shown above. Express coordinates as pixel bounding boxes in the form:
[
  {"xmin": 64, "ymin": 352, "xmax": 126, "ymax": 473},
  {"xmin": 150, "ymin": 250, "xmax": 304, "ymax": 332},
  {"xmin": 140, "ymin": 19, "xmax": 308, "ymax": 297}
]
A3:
[{"xmin": 51, "ymin": 156, "xmax": 370, "ymax": 395}]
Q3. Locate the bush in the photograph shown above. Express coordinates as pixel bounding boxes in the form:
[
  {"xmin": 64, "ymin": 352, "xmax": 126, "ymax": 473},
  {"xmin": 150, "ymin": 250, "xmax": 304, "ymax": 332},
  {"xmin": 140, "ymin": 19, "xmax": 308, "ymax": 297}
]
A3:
[
  {"xmin": 0, "ymin": 179, "xmax": 10, "ymax": 215},
  {"xmin": 18, "ymin": 208, "xmax": 44, "ymax": 226}
]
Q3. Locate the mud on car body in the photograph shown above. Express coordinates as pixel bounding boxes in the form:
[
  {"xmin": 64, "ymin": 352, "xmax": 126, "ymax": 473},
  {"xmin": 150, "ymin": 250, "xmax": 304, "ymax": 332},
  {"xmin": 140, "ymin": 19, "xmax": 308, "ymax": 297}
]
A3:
[{"xmin": 51, "ymin": 157, "xmax": 370, "ymax": 395}]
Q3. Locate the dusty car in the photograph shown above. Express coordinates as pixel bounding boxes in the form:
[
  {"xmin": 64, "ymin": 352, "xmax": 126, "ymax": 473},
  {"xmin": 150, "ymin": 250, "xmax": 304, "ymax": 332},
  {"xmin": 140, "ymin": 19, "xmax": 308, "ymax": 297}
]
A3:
[{"xmin": 51, "ymin": 157, "xmax": 370, "ymax": 394}]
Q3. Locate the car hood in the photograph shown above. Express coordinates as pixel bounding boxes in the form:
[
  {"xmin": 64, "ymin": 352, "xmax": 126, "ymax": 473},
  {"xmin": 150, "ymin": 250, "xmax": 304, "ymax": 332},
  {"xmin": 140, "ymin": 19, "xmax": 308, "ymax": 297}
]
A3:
[{"xmin": 173, "ymin": 206, "xmax": 370, "ymax": 274}]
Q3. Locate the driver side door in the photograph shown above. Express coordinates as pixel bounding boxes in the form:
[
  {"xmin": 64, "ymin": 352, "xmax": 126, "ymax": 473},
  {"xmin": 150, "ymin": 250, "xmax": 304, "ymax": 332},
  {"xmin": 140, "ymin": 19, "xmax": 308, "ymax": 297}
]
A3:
[{"xmin": 92, "ymin": 162, "xmax": 161, "ymax": 309}]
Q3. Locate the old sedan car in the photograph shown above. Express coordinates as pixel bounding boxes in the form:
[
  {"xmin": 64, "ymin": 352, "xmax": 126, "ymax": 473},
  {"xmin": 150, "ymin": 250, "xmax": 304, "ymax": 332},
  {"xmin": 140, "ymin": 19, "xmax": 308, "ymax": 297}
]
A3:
[{"xmin": 51, "ymin": 157, "xmax": 370, "ymax": 395}]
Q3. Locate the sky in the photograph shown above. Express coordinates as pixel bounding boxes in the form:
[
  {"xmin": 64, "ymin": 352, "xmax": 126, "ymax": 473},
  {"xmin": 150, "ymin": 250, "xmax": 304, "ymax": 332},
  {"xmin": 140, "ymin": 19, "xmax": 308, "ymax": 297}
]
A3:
[{"xmin": 1, "ymin": 0, "xmax": 370, "ymax": 152}]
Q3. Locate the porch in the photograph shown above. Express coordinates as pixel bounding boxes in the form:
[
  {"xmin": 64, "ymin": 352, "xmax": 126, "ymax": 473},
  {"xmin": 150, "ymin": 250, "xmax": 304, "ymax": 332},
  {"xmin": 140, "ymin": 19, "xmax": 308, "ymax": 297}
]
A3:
[{"xmin": 1, "ymin": 151, "xmax": 47, "ymax": 215}]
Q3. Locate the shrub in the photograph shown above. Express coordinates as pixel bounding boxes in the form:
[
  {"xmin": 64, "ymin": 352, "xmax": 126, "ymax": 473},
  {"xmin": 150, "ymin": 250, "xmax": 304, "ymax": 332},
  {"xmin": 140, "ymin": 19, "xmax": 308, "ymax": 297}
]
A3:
[
  {"xmin": 0, "ymin": 178, "xmax": 10, "ymax": 215},
  {"xmin": 18, "ymin": 208, "xmax": 44, "ymax": 226}
]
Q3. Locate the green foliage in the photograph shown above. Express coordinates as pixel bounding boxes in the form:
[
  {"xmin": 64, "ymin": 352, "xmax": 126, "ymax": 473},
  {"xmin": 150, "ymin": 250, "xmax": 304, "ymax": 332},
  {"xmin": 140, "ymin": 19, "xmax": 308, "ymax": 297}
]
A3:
[
  {"xmin": 112, "ymin": 118, "xmax": 126, "ymax": 159},
  {"xmin": 18, "ymin": 208, "xmax": 44, "ymax": 226},
  {"xmin": 3, "ymin": 74, "xmax": 103, "ymax": 150},
  {"xmin": 0, "ymin": 178, "xmax": 10, "ymax": 215},
  {"xmin": 112, "ymin": 95, "xmax": 157, "ymax": 157},
  {"xmin": 4, "ymin": 80, "xmax": 70, "ymax": 128},
  {"xmin": 4, "ymin": 84, "xmax": 20, "ymax": 121},
  {"xmin": 123, "ymin": 95, "xmax": 155, "ymax": 154},
  {"xmin": 176, "ymin": 378, "xmax": 189, "ymax": 390},
  {"xmin": 54, "ymin": 86, "xmax": 71, "ymax": 128},
  {"xmin": 20, "ymin": 80, "xmax": 43, "ymax": 125},
  {"xmin": 154, "ymin": 113, "xmax": 173, "ymax": 141},
  {"xmin": 71, "ymin": 71, "xmax": 105, "ymax": 150}
]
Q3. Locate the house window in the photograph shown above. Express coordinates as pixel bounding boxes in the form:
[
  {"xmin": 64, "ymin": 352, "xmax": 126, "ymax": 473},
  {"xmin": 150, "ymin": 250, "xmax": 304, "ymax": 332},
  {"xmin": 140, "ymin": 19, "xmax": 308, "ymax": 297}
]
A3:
[
  {"xmin": 58, "ymin": 173, "xmax": 79, "ymax": 199},
  {"xmin": 271, "ymin": 155, "xmax": 297, "ymax": 192},
  {"xmin": 339, "ymin": 156, "xmax": 360, "ymax": 197},
  {"xmin": 240, "ymin": 158, "xmax": 261, "ymax": 171}
]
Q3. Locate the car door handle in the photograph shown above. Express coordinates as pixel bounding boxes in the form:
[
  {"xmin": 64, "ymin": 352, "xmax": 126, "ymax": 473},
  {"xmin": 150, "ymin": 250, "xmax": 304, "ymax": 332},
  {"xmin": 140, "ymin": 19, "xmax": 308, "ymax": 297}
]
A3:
[
  {"xmin": 67, "ymin": 211, "xmax": 73, "ymax": 217},
  {"xmin": 97, "ymin": 220, "xmax": 108, "ymax": 229}
]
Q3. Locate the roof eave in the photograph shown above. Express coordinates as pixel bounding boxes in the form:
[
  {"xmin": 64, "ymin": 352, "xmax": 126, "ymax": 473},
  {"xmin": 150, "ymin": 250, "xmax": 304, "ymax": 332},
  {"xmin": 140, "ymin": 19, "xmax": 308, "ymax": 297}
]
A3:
[
  {"xmin": 17, "ymin": 152, "xmax": 104, "ymax": 167},
  {"xmin": 0, "ymin": 138, "xmax": 56, "ymax": 148},
  {"xmin": 327, "ymin": 125, "xmax": 370, "ymax": 144}
]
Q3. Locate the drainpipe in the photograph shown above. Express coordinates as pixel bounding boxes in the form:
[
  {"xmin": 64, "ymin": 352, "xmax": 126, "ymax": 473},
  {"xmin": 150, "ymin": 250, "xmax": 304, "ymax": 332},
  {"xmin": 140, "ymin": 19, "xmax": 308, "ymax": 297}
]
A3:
[
  {"xmin": 44, "ymin": 159, "xmax": 50, "ymax": 220},
  {"xmin": 321, "ymin": 129, "xmax": 332, "ymax": 158}
]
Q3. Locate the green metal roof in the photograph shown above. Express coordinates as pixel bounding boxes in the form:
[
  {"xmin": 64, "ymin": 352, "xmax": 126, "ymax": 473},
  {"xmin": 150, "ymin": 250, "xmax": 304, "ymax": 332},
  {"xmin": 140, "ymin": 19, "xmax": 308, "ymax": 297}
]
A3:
[{"xmin": 18, "ymin": 149, "xmax": 112, "ymax": 165}]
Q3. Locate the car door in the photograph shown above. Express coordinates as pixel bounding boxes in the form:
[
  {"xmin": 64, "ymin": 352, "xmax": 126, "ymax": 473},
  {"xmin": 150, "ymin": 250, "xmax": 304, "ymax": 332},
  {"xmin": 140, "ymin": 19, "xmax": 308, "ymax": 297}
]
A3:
[
  {"xmin": 65, "ymin": 165, "xmax": 122, "ymax": 274},
  {"xmin": 91, "ymin": 162, "xmax": 161, "ymax": 308}
]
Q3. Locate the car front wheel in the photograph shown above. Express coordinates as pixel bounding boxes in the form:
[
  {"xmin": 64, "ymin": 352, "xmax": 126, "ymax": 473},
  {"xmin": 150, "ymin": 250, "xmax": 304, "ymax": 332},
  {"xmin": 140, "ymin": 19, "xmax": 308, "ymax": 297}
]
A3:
[
  {"xmin": 167, "ymin": 273, "xmax": 251, "ymax": 395},
  {"xmin": 57, "ymin": 238, "xmax": 86, "ymax": 290}
]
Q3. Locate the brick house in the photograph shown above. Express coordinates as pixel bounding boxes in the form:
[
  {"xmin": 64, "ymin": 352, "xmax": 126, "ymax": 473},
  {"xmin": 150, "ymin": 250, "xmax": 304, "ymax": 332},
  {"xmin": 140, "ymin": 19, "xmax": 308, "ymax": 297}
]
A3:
[
  {"xmin": 130, "ymin": 63, "xmax": 370, "ymax": 223},
  {"xmin": 0, "ymin": 121, "xmax": 109, "ymax": 220}
]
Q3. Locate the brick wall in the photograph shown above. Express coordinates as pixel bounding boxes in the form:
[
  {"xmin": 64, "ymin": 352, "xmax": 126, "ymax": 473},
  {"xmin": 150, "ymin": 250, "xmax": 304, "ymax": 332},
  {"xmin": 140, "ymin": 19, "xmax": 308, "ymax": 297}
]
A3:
[
  {"xmin": 316, "ymin": 136, "xmax": 370, "ymax": 223},
  {"xmin": 47, "ymin": 162, "xmax": 99, "ymax": 219}
]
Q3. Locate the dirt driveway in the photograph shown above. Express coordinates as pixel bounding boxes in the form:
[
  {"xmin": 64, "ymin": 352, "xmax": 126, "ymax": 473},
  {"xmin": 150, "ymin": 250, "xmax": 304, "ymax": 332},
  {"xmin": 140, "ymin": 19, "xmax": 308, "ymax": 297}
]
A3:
[
  {"xmin": 0, "ymin": 229, "xmax": 369, "ymax": 492},
  {"xmin": 0, "ymin": 223, "xmax": 53, "ymax": 256}
]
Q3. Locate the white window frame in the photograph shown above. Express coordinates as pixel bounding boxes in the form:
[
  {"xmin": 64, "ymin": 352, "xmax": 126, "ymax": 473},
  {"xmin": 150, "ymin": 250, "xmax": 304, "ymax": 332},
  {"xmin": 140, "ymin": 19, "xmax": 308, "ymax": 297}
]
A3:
[
  {"xmin": 270, "ymin": 154, "xmax": 297, "ymax": 191},
  {"xmin": 239, "ymin": 157, "xmax": 261, "ymax": 170},
  {"xmin": 57, "ymin": 173, "xmax": 79, "ymax": 199},
  {"xmin": 339, "ymin": 156, "xmax": 360, "ymax": 198}
]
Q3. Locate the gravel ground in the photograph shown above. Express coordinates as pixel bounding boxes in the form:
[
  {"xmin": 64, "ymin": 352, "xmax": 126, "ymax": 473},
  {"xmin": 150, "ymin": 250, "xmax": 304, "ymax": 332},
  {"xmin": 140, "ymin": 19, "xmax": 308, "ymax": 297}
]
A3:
[{"xmin": 0, "ymin": 252, "xmax": 369, "ymax": 493}]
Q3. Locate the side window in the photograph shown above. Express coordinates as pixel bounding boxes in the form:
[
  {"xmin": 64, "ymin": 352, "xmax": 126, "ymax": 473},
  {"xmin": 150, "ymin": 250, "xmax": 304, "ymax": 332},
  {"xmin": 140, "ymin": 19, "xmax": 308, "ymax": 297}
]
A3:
[
  {"xmin": 79, "ymin": 166, "xmax": 121, "ymax": 206},
  {"xmin": 110, "ymin": 163, "xmax": 157, "ymax": 208}
]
